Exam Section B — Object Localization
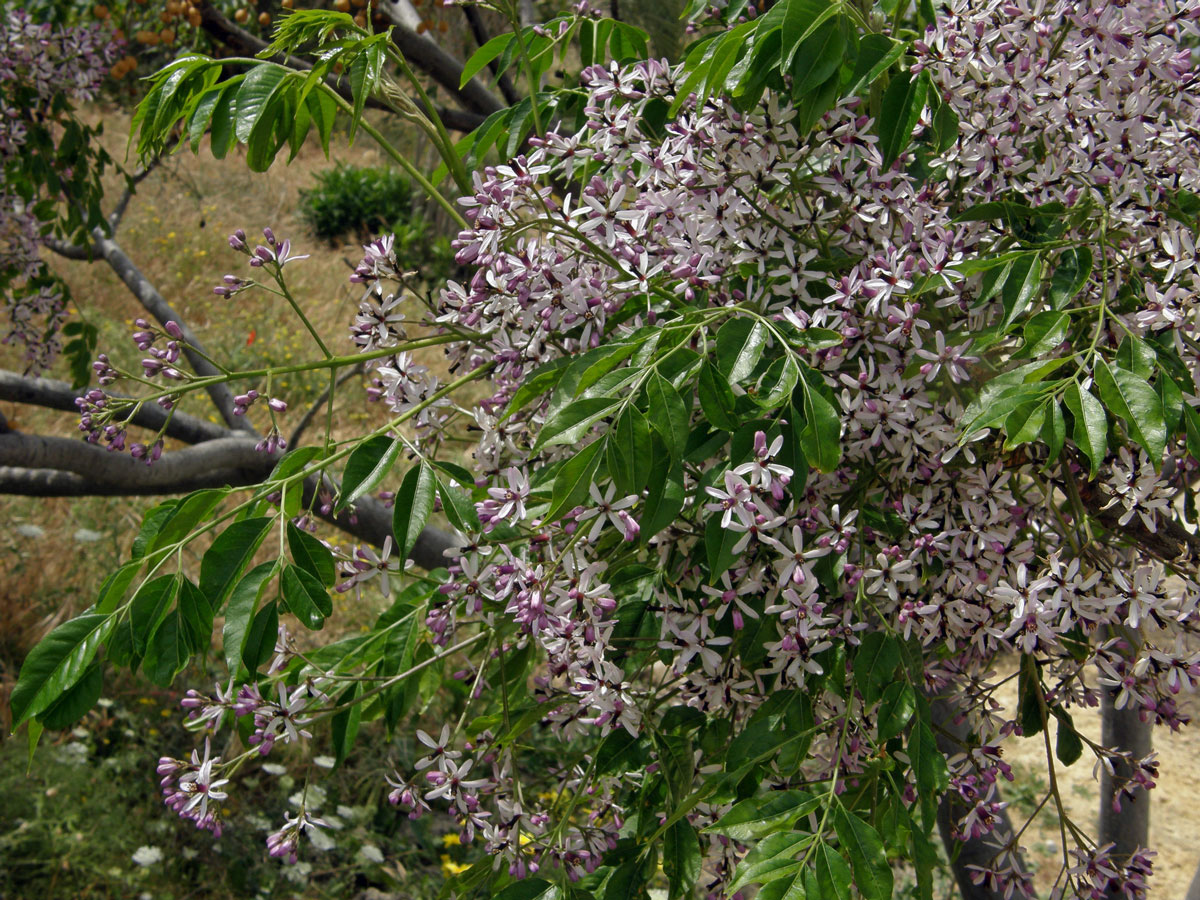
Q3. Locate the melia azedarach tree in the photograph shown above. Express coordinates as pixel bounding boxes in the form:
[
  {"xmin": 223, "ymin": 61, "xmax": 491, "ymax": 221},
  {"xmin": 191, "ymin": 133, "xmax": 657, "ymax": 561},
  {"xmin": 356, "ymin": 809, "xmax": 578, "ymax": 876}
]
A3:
[{"xmin": 12, "ymin": 0, "xmax": 1200, "ymax": 897}]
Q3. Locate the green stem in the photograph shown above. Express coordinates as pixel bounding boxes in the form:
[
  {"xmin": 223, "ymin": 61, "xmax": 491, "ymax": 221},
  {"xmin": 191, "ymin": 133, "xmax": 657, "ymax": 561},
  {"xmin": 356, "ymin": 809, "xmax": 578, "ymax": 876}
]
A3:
[
  {"xmin": 272, "ymin": 266, "xmax": 332, "ymax": 359},
  {"xmin": 390, "ymin": 52, "xmax": 472, "ymax": 194}
]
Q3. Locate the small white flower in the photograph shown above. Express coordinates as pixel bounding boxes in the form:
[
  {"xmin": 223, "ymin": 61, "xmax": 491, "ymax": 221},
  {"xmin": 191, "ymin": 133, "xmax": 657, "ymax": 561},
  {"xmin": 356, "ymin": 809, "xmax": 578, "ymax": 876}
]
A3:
[
  {"xmin": 358, "ymin": 843, "xmax": 385, "ymax": 864},
  {"xmin": 131, "ymin": 845, "xmax": 164, "ymax": 867}
]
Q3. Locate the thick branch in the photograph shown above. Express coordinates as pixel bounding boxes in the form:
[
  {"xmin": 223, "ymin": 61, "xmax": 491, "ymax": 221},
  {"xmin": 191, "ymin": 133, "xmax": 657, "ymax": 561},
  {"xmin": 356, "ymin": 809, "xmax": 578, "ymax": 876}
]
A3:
[
  {"xmin": 200, "ymin": 3, "xmax": 491, "ymax": 129},
  {"xmin": 88, "ymin": 227, "xmax": 253, "ymax": 434},
  {"xmin": 0, "ymin": 369, "xmax": 230, "ymax": 445},
  {"xmin": 0, "ymin": 430, "xmax": 460, "ymax": 569},
  {"xmin": 930, "ymin": 695, "xmax": 1027, "ymax": 900},
  {"xmin": 1097, "ymin": 689, "xmax": 1152, "ymax": 880},
  {"xmin": 0, "ymin": 431, "xmax": 268, "ymax": 487},
  {"xmin": 376, "ymin": 0, "xmax": 506, "ymax": 117}
]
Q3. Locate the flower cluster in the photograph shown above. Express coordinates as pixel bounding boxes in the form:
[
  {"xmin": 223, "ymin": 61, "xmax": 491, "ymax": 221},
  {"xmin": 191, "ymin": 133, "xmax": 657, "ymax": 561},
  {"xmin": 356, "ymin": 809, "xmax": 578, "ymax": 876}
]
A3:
[
  {"xmin": 134, "ymin": 0, "xmax": 1200, "ymax": 893},
  {"xmin": 0, "ymin": 8, "xmax": 116, "ymax": 372}
]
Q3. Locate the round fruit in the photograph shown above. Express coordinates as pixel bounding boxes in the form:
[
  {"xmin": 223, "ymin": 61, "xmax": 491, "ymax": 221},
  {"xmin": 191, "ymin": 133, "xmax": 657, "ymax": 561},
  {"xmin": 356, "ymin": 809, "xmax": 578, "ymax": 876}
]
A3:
[
  {"xmin": 354, "ymin": 12, "xmax": 367, "ymax": 26},
  {"xmin": 160, "ymin": 28, "xmax": 175, "ymax": 43},
  {"xmin": 93, "ymin": 4, "xmax": 109, "ymax": 18},
  {"xmin": 281, "ymin": 0, "xmax": 293, "ymax": 7},
  {"xmin": 234, "ymin": 7, "xmax": 249, "ymax": 22},
  {"xmin": 258, "ymin": 11, "xmax": 271, "ymax": 25}
]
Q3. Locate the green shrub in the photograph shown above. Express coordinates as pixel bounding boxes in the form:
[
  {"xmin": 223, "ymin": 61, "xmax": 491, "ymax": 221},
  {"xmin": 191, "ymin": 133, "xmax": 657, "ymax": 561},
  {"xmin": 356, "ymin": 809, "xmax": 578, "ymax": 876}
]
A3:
[{"xmin": 298, "ymin": 163, "xmax": 415, "ymax": 242}]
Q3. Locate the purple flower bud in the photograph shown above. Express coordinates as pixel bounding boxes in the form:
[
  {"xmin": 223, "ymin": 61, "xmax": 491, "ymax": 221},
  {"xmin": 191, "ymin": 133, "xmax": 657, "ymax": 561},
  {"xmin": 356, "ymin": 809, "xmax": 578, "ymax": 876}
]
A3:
[
  {"xmin": 164, "ymin": 321, "xmax": 183, "ymax": 339},
  {"xmin": 268, "ymin": 397, "xmax": 287, "ymax": 413},
  {"xmin": 229, "ymin": 229, "xmax": 246, "ymax": 250},
  {"xmin": 263, "ymin": 226, "xmax": 276, "ymax": 245}
]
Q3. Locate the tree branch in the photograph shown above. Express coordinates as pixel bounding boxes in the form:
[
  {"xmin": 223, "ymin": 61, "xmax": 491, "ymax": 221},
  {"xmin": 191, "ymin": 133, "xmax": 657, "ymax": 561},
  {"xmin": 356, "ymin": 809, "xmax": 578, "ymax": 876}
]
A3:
[
  {"xmin": 929, "ymin": 694, "xmax": 1028, "ymax": 900},
  {"xmin": 0, "ymin": 430, "xmax": 461, "ymax": 570},
  {"xmin": 375, "ymin": 0, "xmax": 506, "ymax": 117},
  {"xmin": 0, "ymin": 431, "xmax": 268, "ymax": 487},
  {"xmin": 0, "ymin": 369, "xmax": 230, "ymax": 445}
]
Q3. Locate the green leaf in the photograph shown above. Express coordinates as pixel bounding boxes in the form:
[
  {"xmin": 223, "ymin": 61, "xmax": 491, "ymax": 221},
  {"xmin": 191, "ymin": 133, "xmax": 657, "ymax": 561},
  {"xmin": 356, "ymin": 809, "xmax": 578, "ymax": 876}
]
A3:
[
  {"xmin": 234, "ymin": 64, "xmax": 288, "ymax": 143},
  {"xmin": 834, "ymin": 809, "xmax": 893, "ymax": 900},
  {"xmin": 1185, "ymin": 404, "xmax": 1200, "ymax": 462},
  {"xmin": 199, "ymin": 517, "xmax": 273, "ymax": 610},
  {"xmin": 707, "ymin": 791, "xmax": 822, "ymax": 841},
  {"xmin": 705, "ymin": 513, "xmax": 741, "ymax": 579},
  {"xmin": 1048, "ymin": 247, "xmax": 1092, "ymax": 310},
  {"xmin": 877, "ymin": 70, "xmax": 929, "ymax": 168},
  {"xmin": 493, "ymin": 880, "xmax": 560, "ymax": 900},
  {"xmin": 852, "ymin": 633, "xmax": 900, "ymax": 705},
  {"xmin": 931, "ymin": 101, "xmax": 959, "ymax": 153},
  {"xmin": 269, "ymin": 445, "xmax": 326, "ymax": 482},
  {"xmin": 129, "ymin": 574, "xmax": 180, "ymax": 656},
  {"xmin": 1053, "ymin": 707, "xmax": 1083, "ymax": 766},
  {"xmin": 96, "ymin": 561, "xmax": 141, "ymax": 614},
  {"xmin": 207, "ymin": 80, "xmax": 243, "ymax": 159},
  {"xmin": 726, "ymin": 691, "xmax": 814, "ymax": 775},
  {"xmin": 730, "ymin": 832, "xmax": 811, "ymax": 893},
  {"xmin": 646, "ymin": 372, "xmax": 691, "ymax": 461},
  {"xmin": 281, "ymin": 563, "xmax": 333, "ymax": 630},
  {"xmin": 1042, "ymin": 401, "xmax": 1066, "ymax": 463},
  {"xmin": 242, "ymin": 601, "xmax": 280, "ymax": 673},
  {"xmin": 461, "ymin": 32, "xmax": 515, "ymax": 88},
  {"xmin": 338, "ymin": 435, "xmax": 403, "ymax": 511},
  {"xmin": 877, "ymin": 681, "xmax": 916, "ymax": 742},
  {"xmin": 331, "ymin": 682, "xmax": 363, "ymax": 768},
  {"xmin": 348, "ymin": 42, "xmax": 383, "ymax": 141},
  {"xmin": 11, "ymin": 613, "xmax": 115, "ymax": 727},
  {"xmin": 641, "ymin": 440, "xmax": 686, "ymax": 539},
  {"xmin": 813, "ymin": 843, "xmax": 853, "ymax": 900},
  {"xmin": 1094, "ymin": 358, "xmax": 1166, "ymax": 461},
  {"xmin": 437, "ymin": 476, "xmax": 482, "ymax": 533},
  {"xmin": 149, "ymin": 489, "xmax": 226, "ymax": 555},
  {"xmin": 178, "ymin": 578, "xmax": 215, "ymax": 654},
  {"xmin": 38, "ymin": 662, "xmax": 103, "ymax": 730},
  {"xmin": 791, "ymin": 18, "xmax": 846, "ymax": 98},
  {"xmin": 845, "ymin": 33, "xmax": 905, "ymax": 97},
  {"xmin": 909, "ymin": 719, "xmax": 950, "ymax": 794},
  {"xmin": 663, "ymin": 821, "xmax": 702, "ymax": 900},
  {"xmin": 1014, "ymin": 311, "xmax": 1069, "ymax": 360},
  {"xmin": 716, "ymin": 318, "xmax": 769, "ymax": 383},
  {"xmin": 547, "ymin": 439, "xmax": 604, "ymax": 523},
  {"xmin": 607, "ymin": 407, "xmax": 654, "ymax": 495},
  {"xmin": 754, "ymin": 356, "xmax": 802, "ymax": 410},
  {"xmin": 699, "ymin": 361, "xmax": 740, "ymax": 431},
  {"xmin": 188, "ymin": 85, "xmax": 227, "ymax": 152},
  {"xmin": 1158, "ymin": 371, "xmax": 1183, "ymax": 434},
  {"xmin": 288, "ymin": 522, "xmax": 336, "ymax": 587},
  {"xmin": 997, "ymin": 252, "xmax": 1043, "ymax": 332},
  {"xmin": 1116, "ymin": 335, "xmax": 1156, "ymax": 381},
  {"xmin": 782, "ymin": 0, "xmax": 841, "ymax": 70},
  {"xmin": 757, "ymin": 874, "xmax": 809, "ymax": 900},
  {"xmin": 144, "ymin": 610, "xmax": 189, "ymax": 687},
  {"xmin": 393, "ymin": 462, "xmax": 436, "ymax": 561},
  {"xmin": 797, "ymin": 368, "xmax": 841, "ymax": 472},
  {"xmin": 304, "ymin": 87, "xmax": 338, "ymax": 157},
  {"xmin": 536, "ymin": 397, "xmax": 622, "ymax": 449},
  {"xmin": 223, "ymin": 562, "xmax": 277, "ymax": 674},
  {"xmin": 1063, "ymin": 382, "xmax": 1108, "ymax": 476},
  {"xmin": 1004, "ymin": 401, "xmax": 1047, "ymax": 450}
]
